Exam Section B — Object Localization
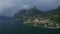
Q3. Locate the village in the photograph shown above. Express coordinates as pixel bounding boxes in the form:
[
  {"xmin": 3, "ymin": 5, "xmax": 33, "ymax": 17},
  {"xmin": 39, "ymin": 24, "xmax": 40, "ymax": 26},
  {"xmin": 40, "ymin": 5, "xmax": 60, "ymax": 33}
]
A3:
[{"xmin": 23, "ymin": 16, "xmax": 60, "ymax": 29}]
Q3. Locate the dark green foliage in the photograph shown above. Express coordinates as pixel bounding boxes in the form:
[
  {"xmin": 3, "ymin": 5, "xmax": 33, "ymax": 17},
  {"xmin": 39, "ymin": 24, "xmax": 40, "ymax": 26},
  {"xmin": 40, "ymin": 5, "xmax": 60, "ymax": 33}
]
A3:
[
  {"xmin": 50, "ymin": 7, "xmax": 60, "ymax": 23},
  {"xmin": 14, "ymin": 6, "xmax": 60, "ymax": 23},
  {"xmin": 27, "ymin": 7, "xmax": 43, "ymax": 16}
]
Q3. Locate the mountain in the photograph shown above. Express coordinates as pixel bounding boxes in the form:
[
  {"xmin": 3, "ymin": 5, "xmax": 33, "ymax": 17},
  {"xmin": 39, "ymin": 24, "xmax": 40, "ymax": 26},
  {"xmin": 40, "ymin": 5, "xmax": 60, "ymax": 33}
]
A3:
[
  {"xmin": 0, "ymin": 16, "xmax": 13, "ymax": 22},
  {"xmin": 49, "ymin": 6, "xmax": 60, "ymax": 23},
  {"xmin": 14, "ymin": 6, "xmax": 57, "ymax": 19},
  {"xmin": 13, "ymin": 6, "xmax": 60, "ymax": 29},
  {"xmin": 13, "ymin": 7, "xmax": 43, "ymax": 20},
  {"xmin": 52, "ymin": 7, "xmax": 60, "ymax": 15},
  {"xmin": 0, "ymin": 16, "xmax": 12, "ymax": 20}
]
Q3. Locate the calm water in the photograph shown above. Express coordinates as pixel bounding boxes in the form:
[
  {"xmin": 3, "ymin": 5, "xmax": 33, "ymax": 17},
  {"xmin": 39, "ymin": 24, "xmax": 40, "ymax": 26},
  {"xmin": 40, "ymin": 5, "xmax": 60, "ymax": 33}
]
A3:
[{"xmin": 0, "ymin": 20, "xmax": 60, "ymax": 34}]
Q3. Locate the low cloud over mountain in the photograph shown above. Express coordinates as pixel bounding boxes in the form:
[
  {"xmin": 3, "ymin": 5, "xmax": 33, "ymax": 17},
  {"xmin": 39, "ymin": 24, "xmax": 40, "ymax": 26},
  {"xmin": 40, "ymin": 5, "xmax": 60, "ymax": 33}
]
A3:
[{"xmin": 0, "ymin": 0, "xmax": 60, "ymax": 17}]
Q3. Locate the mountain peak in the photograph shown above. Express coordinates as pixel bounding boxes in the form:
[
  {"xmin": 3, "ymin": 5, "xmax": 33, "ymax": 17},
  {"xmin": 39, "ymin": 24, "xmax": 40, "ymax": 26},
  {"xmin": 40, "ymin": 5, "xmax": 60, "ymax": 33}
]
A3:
[{"xmin": 13, "ymin": 7, "xmax": 43, "ymax": 19}]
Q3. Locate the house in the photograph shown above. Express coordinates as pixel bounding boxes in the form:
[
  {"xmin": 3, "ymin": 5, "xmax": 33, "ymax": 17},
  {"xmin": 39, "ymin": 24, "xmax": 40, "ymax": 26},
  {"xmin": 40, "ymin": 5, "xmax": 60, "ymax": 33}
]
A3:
[{"xmin": 33, "ymin": 18, "xmax": 51, "ymax": 24}]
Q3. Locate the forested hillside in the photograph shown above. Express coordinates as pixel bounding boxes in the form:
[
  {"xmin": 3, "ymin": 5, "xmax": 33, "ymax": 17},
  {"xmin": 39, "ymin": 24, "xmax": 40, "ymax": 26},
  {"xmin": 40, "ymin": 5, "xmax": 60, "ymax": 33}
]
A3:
[{"xmin": 13, "ymin": 7, "xmax": 60, "ymax": 29}]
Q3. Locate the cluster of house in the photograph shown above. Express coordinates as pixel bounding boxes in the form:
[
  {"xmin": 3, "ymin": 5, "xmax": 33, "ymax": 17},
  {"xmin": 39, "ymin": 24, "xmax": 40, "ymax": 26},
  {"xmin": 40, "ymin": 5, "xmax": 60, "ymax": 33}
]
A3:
[
  {"xmin": 23, "ymin": 17, "xmax": 60, "ymax": 29},
  {"xmin": 24, "ymin": 17, "xmax": 51, "ymax": 24},
  {"xmin": 14, "ymin": 15, "xmax": 60, "ymax": 29}
]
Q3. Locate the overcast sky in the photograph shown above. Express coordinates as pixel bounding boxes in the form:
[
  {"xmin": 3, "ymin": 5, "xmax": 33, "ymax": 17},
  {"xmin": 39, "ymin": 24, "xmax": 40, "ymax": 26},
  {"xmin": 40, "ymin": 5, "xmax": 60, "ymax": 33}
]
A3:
[{"xmin": 0, "ymin": 0, "xmax": 60, "ymax": 17}]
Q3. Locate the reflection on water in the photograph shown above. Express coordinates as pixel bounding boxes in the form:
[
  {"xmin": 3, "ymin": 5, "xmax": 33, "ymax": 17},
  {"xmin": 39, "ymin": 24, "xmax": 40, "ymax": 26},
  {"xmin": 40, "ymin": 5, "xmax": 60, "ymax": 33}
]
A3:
[{"xmin": 0, "ymin": 19, "xmax": 60, "ymax": 34}]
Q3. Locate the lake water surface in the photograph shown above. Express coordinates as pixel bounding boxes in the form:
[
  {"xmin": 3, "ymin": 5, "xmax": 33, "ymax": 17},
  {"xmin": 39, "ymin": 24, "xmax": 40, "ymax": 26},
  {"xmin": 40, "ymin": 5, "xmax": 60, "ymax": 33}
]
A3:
[{"xmin": 0, "ymin": 19, "xmax": 60, "ymax": 34}]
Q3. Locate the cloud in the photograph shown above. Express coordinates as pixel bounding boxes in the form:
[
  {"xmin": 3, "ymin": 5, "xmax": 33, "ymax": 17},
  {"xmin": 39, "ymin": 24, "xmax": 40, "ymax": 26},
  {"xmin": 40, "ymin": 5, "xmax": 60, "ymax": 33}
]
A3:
[
  {"xmin": 0, "ymin": 0, "xmax": 14, "ymax": 15},
  {"xmin": 25, "ymin": 0, "xmax": 59, "ymax": 10},
  {"xmin": 0, "ymin": 0, "xmax": 60, "ymax": 17},
  {"xmin": 21, "ymin": 4, "xmax": 33, "ymax": 9},
  {"xmin": 21, "ymin": 4, "xmax": 30, "ymax": 9}
]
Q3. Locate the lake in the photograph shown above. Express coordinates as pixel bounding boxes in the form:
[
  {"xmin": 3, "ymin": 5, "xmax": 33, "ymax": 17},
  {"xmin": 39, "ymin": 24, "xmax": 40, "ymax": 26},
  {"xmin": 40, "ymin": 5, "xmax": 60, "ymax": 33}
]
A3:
[{"xmin": 0, "ymin": 19, "xmax": 60, "ymax": 34}]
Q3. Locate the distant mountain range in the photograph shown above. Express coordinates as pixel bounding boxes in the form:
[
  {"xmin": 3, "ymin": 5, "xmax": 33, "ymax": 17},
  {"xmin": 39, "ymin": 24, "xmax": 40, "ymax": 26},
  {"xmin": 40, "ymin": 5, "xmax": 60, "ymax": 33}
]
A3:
[
  {"xmin": 0, "ymin": 16, "xmax": 12, "ymax": 20},
  {"xmin": 0, "ymin": 16, "xmax": 14, "ymax": 26}
]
